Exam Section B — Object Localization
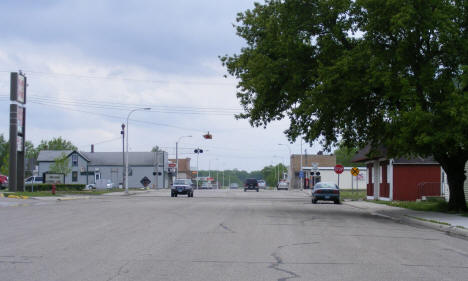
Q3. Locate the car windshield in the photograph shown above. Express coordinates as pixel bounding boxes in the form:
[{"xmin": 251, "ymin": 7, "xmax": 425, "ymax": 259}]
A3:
[
  {"xmin": 174, "ymin": 179, "xmax": 191, "ymax": 185},
  {"xmin": 315, "ymin": 183, "xmax": 338, "ymax": 189}
]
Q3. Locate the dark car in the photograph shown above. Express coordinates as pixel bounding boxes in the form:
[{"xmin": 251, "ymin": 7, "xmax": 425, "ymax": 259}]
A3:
[
  {"xmin": 311, "ymin": 182, "xmax": 340, "ymax": 204},
  {"xmin": 171, "ymin": 179, "xmax": 194, "ymax": 197},
  {"xmin": 244, "ymin": 178, "xmax": 259, "ymax": 192}
]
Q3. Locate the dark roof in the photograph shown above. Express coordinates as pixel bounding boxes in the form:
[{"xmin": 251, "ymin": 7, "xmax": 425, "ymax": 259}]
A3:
[
  {"xmin": 351, "ymin": 146, "xmax": 439, "ymax": 165},
  {"xmin": 351, "ymin": 145, "xmax": 387, "ymax": 163},
  {"xmin": 38, "ymin": 150, "xmax": 164, "ymax": 166},
  {"xmin": 392, "ymin": 157, "xmax": 439, "ymax": 165},
  {"xmin": 37, "ymin": 150, "xmax": 72, "ymax": 162}
]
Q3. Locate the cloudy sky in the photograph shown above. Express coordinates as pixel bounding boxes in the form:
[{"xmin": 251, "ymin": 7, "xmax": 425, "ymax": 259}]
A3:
[{"xmin": 0, "ymin": 0, "xmax": 322, "ymax": 171}]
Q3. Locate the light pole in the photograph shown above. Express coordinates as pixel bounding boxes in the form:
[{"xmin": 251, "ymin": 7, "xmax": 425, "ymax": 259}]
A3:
[
  {"xmin": 176, "ymin": 135, "xmax": 192, "ymax": 178},
  {"xmin": 278, "ymin": 143, "xmax": 292, "ymax": 182},
  {"xmin": 125, "ymin": 107, "xmax": 151, "ymax": 195},
  {"xmin": 121, "ymin": 124, "xmax": 125, "ymax": 189}
]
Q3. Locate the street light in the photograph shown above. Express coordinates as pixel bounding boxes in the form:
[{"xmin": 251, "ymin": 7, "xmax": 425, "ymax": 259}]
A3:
[
  {"xmin": 125, "ymin": 107, "xmax": 151, "ymax": 195},
  {"xmin": 278, "ymin": 143, "xmax": 292, "ymax": 189},
  {"xmin": 176, "ymin": 135, "xmax": 192, "ymax": 178}
]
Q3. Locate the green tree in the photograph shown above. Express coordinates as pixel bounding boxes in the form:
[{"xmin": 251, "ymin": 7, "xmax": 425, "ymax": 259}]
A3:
[
  {"xmin": 334, "ymin": 144, "xmax": 365, "ymax": 167},
  {"xmin": 151, "ymin": 146, "xmax": 160, "ymax": 152},
  {"xmin": 0, "ymin": 134, "xmax": 8, "ymax": 174},
  {"xmin": 37, "ymin": 137, "xmax": 77, "ymax": 151},
  {"xmin": 221, "ymin": 0, "xmax": 468, "ymax": 211},
  {"xmin": 49, "ymin": 153, "xmax": 71, "ymax": 177}
]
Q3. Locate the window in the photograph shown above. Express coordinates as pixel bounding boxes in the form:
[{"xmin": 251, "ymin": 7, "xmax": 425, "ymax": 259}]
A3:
[
  {"xmin": 72, "ymin": 154, "xmax": 78, "ymax": 167},
  {"xmin": 72, "ymin": 171, "xmax": 78, "ymax": 182}
]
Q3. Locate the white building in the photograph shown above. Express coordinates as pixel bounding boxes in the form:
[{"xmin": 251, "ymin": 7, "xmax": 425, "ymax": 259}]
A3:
[{"xmin": 37, "ymin": 150, "xmax": 169, "ymax": 188}]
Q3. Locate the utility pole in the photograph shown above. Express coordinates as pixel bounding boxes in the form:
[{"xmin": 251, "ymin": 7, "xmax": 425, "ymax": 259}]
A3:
[
  {"xmin": 194, "ymin": 148, "xmax": 203, "ymax": 189},
  {"xmin": 121, "ymin": 124, "xmax": 125, "ymax": 189}
]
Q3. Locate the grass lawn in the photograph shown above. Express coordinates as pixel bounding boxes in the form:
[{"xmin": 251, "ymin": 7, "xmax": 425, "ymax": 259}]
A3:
[
  {"xmin": 2, "ymin": 189, "xmax": 121, "ymax": 197},
  {"xmin": 340, "ymin": 189, "xmax": 366, "ymax": 201},
  {"xmin": 372, "ymin": 199, "xmax": 468, "ymax": 216}
]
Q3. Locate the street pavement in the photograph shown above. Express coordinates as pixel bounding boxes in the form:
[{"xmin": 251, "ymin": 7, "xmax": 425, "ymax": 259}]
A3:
[{"xmin": 1, "ymin": 189, "xmax": 468, "ymax": 281}]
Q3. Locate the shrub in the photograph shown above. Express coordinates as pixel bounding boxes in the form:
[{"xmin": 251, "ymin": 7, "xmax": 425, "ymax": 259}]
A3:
[{"xmin": 24, "ymin": 184, "xmax": 85, "ymax": 192}]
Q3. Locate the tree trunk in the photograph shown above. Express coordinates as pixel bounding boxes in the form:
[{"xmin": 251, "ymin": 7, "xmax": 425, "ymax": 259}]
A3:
[{"xmin": 437, "ymin": 155, "xmax": 468, "ymax": 212}]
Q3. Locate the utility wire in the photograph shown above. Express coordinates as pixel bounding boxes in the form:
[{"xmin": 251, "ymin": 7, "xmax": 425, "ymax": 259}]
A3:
[{"xmin": 2, "ymin": 70, "xmax": 235, "ymax": 86}]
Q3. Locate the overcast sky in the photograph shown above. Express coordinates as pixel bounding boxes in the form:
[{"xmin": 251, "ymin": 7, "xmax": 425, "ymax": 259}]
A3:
[{"xmin": 0, "ymin": 0, "xmax": 323, "ymax": 171}]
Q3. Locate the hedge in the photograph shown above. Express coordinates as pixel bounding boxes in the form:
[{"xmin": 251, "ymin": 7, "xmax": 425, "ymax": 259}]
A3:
[{"xmin": 24, "ymin": 184, "xmax": 85, "ymax": 192}]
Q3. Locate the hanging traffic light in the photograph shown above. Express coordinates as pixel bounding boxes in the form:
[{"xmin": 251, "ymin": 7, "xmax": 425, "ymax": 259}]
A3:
[{"xmin": 203, "ymin": 132, "xmax": 212, "ymax": 139}]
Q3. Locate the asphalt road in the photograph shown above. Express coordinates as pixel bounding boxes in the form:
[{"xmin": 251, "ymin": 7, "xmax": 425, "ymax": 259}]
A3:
[{"xmin": 1, "ymin": 189, "xmax": 468, "ymax": 281}]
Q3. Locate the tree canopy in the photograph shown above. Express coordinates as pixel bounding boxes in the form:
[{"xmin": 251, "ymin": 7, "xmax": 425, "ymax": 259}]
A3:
[
  {"xmin": 221, "ymin": 0, "xmax": 468, "ymax": 210},
  {"xmin": 37, "ymin": 137, "xmax": 77, "ymax": 151}
]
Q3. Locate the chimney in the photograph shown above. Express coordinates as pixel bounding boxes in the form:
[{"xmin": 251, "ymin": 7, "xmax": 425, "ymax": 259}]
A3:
[{"xmin": 91, "ymin": 144, "xmax": 94, "ymax": 153}]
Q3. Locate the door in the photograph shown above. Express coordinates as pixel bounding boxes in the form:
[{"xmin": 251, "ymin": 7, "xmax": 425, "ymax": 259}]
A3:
[{"xmin": 95, "ymin": 172, "xmax": 101, "ymax": 183}]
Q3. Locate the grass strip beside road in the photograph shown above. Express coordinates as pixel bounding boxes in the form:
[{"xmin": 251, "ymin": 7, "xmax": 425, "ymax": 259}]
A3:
[
  {"xmin": 2, "ymin": 189, "xmax": 121, "ymax": 197},
  {"xmin": 340, "ymin": 189, "xmax": 366, "ymax": 201},
  {"xmin": 372, "ymin": 200, "xmax": 468, "ymax": 216}
]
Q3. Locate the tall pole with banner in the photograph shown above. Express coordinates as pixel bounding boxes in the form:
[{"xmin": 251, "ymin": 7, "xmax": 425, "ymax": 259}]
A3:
[{"xmin": 9, "ymin": 72, "xmax": 27, "ymax": 192}]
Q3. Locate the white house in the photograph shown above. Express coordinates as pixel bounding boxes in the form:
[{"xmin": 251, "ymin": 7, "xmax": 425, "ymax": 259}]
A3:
[{"xmin": 37, "ymin": 150, "xmax": 169, "ymax": 188}]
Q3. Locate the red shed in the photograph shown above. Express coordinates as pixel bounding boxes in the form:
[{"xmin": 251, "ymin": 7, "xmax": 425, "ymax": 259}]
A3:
[{"xmin": 352, "ymin": 147, "xmax": 443, "ymax": 201}]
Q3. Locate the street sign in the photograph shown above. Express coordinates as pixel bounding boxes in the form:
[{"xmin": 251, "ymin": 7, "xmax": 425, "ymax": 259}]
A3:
[
  {"xmin": 140, "ymin": 176, "xmax": 151, "ymax": 187},
  {"xmin": 299, "ymin": 170, "xmax": 304, "ymax": 178},
  {"xmin": 334, "ymin": 164, "xmax": 344, "ymax": 174},
  {"xmin": 351, "ymin": 167, "xmax": 360, "ymax": 176}
]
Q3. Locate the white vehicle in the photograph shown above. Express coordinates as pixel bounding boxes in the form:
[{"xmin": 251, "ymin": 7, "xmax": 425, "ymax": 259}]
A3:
[
  {"xmin": 95, "ymin": 179, "xmax": 114, "ymax": 189},
  {"xmin": 25, "ymin": 176, "xmax": 43, "ymax": 184},
  {"xmin": 277, "ymin": 181, "xmax": 289, "ymax": 190},
  {"xmin": 258, "ymin": 180, "xmax": 266, "ymax": 189}
]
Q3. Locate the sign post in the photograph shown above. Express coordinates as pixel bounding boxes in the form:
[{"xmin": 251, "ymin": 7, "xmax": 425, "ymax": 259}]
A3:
[
  {"xmin": 334, "ymin": 164, "xmax": 344, "ymax": 188},
  {"xmin": 350, "ymin": 167, "xmax": 360, "ymax": 193},
  {"xmin": 9, "ymin": 72, "xmax": 27, "ymax": 192}
]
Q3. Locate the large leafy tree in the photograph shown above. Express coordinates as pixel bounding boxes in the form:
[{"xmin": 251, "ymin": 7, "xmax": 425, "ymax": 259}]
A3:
[
  {"xmin": 37, "ymin": 137, "xmax": 77, "ymax": 151},
  {"xmin": 221, "ymin": 0, "xmax": 468, "ymax": 210}
]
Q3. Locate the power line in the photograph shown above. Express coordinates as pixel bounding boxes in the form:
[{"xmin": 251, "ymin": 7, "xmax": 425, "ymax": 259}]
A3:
[
  {"xmin": 2, "ymin": 69, "xmax": 236, "ymax": 86},
  {"xmin": 27, "ymin": 100, "xmax": 206, "ymax": 132}
]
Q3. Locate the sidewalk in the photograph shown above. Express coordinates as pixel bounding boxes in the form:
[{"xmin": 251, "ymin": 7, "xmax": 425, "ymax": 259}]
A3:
[{"xmin": 344, "ymin": 200, "xmax": 468, "ymax": 239}]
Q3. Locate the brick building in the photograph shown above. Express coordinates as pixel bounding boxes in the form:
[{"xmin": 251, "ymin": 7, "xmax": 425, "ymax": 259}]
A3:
[{"xmin": 289, "ymin": 154, "xmax": 336, "ymax": 189}]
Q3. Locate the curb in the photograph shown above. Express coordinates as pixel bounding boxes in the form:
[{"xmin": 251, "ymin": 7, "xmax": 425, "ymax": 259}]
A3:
[
  {"xmin": 343, "ymin": 202, "xmax": 468, "ymax": 240},
  {"xmin": 371, "ymin": 211, "xmax": 468, "ymax": 240},
  {"xmin": 56, "ymin": 196, "xmax": 90, "ymax": 201}
]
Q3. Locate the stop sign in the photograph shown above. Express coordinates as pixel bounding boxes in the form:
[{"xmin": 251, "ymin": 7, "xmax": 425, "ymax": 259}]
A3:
[{"xmin": 334, "ymin": 164, "xmax": 344, "ymax": 174}]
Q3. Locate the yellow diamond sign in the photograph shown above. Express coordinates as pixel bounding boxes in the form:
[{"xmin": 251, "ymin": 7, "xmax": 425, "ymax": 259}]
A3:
[{"xmin": 351, "ymin": 167, "xmax": 360, "ymax": 176}]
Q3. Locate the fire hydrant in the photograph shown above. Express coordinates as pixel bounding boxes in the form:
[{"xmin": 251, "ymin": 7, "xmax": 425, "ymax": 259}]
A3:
[{"xmin": 52, "ymin": 184, "xmax": 56, "ymax": 195}]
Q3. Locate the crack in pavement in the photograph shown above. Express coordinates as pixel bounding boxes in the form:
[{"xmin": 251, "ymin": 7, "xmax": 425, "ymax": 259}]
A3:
[
  {"xmin": 106, "ymin": 261, "xmax": 130, "ymax": 281},
  {"xmin": 268, "ymin": 243, "xmax": 319, "ymax": 281},
  {"xmin": 219, "ymin": 223, "xmax": 236, "ymax": 233}
]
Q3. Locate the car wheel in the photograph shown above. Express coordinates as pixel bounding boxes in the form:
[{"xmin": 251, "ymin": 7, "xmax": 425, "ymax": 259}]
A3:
[
  {"xmin": 312, "ymin": 199, "xmax": 317, "ymax": 204},
  {"xmin": 334, "ymin": 199, "xmax": 340, "ymax": 204},
  {"xmin": 244, "ymin": 189, "xmax": 246, "ymax": 192},
  {"xmin": 256, "ymin": 188, "xmax": 259, "ymax": 192},
  {"xmin": 174, "ymin": 193, "xmax": 178, "ymax": 197}
]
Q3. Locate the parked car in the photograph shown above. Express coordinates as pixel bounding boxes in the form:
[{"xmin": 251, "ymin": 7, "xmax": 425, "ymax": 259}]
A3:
[
  {"xmin": 229, "ymin": 183, "xmax": 239, "ymax": 189},
  {"xmin": 0, "ymin": 174, "xmax": 8, "ymax": 189},
  {"xmin": 171, "ymin": 179, "xmax": 194, "ymax": 197},
  {"xmin": 95, "ymin": 179, "xmax": 114, "ymax": 189},
  {"xmin": 257, "ymin": 180, "xmax": 266, "ymax": 189},
  {"xmin": 311, "ymin": 182, "xmax": 340, "ymax": 204},
  {"xmin": 84, "ymin": 184, "xmax": 96, "ymax": 190},
  {"xmin": 244, "ymin": 178, "xmax": 259, "ymax": 192},
  {"xmin": 277, "ymin": 181, "xmax": 289, "ymax": 190},
  {"xmin": 25, "ymin": 176, "xmax": 43, "ymax": 185}
]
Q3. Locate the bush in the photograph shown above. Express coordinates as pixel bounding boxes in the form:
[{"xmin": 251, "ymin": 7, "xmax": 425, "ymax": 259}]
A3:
[{"xmin": 24, "ymin": 184, "xmax": 85, "ymax": 192}]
